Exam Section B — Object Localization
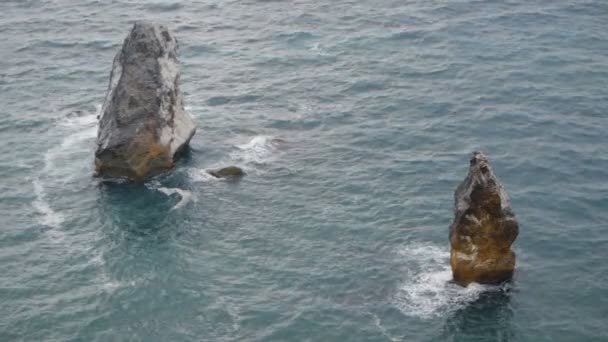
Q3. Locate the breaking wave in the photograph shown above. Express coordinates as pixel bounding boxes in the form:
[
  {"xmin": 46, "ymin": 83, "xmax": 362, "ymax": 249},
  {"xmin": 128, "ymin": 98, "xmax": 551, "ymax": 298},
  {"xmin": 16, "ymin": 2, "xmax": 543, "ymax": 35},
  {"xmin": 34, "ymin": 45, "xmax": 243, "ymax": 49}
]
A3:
[
  {"xmin": 229, "ymin": 135, "xmax": 283, "ymax": 165},
  {"xmin": 187, "ymin": 167, "xmax": 218, "ymax": 182},
  {"xmin": 393, "ymin": 242, "xmax": 504, "ymax": 319}
]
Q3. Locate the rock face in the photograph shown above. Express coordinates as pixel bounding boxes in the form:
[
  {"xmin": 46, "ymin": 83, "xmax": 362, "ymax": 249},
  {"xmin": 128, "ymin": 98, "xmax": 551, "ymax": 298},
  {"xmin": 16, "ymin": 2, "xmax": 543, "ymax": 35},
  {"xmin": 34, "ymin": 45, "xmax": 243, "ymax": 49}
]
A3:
[
  {"xmin": 207, "ymin": 166, "xmax": 245, "ymax": 179},
  {"xmin": 95, "ymin": 22, "xmax": 196, "ymax": 180},
  {"xmin": 449, "ymin": 152, "xmax": 519, "ymax": 286}
]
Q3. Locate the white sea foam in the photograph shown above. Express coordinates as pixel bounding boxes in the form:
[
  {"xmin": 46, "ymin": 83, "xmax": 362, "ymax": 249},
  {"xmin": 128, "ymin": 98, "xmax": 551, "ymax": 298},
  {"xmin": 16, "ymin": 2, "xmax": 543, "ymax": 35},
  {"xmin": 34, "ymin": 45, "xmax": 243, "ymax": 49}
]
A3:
[
  {"xmin": 185, "ymin": 135, "xmax": 284, "ymax": 182},
  {"xmin": 59, "ymin": 108, "xmax": 99, "ymax": 128},
  {"xmin": 33, "ymin": 107, "xmax": 99, "ymax": 228},
  {"xmin": 157, "ymin": 187, "xmax": 194, "ymax": 210},
  {"xmin": 59, "ymin": 126, "xmax": 98, "ymax": 151},
  {"xmin": 32, "ymin": 178, "xmax": 65, "ymax": 228},
  {"xmin": 187, "ymin": 167, "xmax": 218, "ymax": 182},
  {"xmin": 230, "ymin": 135, "xmax": 281, "ymax": 165},
  {"xmin": 393, "ymin": 242, "xmax": 494, "ymax": 319}
]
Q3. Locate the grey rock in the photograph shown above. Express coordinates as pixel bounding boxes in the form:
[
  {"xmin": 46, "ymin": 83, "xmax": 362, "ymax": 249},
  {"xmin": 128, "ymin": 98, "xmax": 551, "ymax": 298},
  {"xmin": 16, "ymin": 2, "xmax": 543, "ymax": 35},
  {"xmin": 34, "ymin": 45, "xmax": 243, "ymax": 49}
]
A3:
[{"xmin": 95, "ymin": 22, "xmax": 196, "ymax": 180}]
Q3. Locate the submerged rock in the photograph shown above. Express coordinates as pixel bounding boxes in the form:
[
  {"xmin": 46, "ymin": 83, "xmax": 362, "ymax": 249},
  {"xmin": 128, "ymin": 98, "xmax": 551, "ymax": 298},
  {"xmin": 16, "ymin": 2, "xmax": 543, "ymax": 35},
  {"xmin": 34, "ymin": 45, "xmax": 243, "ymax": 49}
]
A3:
[
  {"xmin": 207, "ymin": 166, "xmax": 245, "ymax": 178},
  {"xmin": 95, "ymin": 22, "xmax": 196, "ymax": 180},
  {"xmin": 449, "ymin": 152, "xmax": 519, "ymax": 286}
]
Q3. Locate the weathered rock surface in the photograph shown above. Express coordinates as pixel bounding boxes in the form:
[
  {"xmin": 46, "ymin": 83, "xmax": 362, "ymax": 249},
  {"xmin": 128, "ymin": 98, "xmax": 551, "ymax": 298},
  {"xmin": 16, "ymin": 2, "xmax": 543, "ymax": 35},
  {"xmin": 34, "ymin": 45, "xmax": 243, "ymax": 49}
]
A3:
[
  {"xmin": 449, "ymin": 152, "xmax": 519, "ymax": 286},
  {"xmin": 95, "ymin": 22, "xmax": 196, "ymax": 180},
  {"xmin": 207, "ymin": 166, "xmax": 245, "ymax": 179}
]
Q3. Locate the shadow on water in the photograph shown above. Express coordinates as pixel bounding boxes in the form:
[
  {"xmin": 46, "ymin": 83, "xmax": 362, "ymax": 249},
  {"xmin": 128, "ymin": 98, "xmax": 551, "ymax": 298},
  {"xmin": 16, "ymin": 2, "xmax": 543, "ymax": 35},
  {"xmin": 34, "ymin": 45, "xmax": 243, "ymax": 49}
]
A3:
[
  {"xmin": 173, "ymin": 144, "xmax": 194, "ymax": 165},
  {"xmin": 440, "ymin": 286, "xmax": 516, "ymax": 342},
  {"xmin": 96, "ymin": 180, "xmax": 179, "ymax": 243}
]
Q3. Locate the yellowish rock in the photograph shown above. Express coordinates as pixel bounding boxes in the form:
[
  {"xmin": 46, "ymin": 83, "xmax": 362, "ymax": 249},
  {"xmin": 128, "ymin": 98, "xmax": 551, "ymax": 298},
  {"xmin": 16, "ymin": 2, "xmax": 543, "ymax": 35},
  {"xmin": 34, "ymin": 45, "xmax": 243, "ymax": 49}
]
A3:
[{"xmin": 449, "ymin": 152, "xmax": 519, "ymax": 286}]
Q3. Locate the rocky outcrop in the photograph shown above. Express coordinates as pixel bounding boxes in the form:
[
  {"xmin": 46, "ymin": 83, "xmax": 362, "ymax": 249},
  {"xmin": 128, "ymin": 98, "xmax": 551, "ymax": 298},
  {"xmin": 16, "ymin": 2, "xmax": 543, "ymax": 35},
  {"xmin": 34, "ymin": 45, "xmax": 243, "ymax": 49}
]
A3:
[
  {"xmin": 95, "ymin": 22, "xmax": 196, "ymax": 180},
  {"xmin": 449, "ymin": 152, "xmax": 519, "ymax": 286},
  {"xmin": 207, "ymin": 166, "xmax": 245, "ymax": 178}
]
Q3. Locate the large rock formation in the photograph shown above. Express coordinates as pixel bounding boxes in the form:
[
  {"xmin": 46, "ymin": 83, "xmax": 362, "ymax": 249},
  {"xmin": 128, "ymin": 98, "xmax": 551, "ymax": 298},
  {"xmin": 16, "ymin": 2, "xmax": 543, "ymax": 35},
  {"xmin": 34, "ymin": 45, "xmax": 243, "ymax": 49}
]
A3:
[
  {"xmin": 449, "ymin": 152, "xmax": 519, "ymax": 286},
  {"xmin": 95, "ymin": 22, "xmax": 196, "ymax": 180}
]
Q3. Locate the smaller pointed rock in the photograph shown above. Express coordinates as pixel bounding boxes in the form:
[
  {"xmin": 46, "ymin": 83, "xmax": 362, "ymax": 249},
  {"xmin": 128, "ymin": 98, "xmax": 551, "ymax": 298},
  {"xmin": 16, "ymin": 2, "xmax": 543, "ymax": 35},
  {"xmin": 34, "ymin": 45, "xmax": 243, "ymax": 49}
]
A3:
[{"xmin": 449, "ymin": 152, "xmax": 519, "ymax": 286}]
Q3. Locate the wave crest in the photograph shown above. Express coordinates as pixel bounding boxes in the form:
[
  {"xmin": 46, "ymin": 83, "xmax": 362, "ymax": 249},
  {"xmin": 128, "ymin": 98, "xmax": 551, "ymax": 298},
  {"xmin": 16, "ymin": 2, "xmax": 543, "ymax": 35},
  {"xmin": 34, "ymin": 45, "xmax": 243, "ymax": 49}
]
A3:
[{"xmin": 230, "ymin": 135, "xmax": 283, "ymax": 165}]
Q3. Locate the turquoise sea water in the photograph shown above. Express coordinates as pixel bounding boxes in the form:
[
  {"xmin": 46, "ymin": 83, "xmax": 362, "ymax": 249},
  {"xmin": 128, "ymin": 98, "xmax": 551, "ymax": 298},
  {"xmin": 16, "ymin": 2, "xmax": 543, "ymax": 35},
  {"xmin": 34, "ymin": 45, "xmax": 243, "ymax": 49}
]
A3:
[{"xmin": 1, "ymin": 1, "xmax": 607, "ymax": 341}]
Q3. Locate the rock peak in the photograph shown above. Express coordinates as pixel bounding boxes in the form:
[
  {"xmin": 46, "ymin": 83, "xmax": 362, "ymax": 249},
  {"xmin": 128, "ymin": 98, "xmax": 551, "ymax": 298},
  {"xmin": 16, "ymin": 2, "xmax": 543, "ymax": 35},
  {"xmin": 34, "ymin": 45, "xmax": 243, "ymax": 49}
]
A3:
[{"xmin": 95, "ymin": 23, "xmax": 196, "ymax": 180}]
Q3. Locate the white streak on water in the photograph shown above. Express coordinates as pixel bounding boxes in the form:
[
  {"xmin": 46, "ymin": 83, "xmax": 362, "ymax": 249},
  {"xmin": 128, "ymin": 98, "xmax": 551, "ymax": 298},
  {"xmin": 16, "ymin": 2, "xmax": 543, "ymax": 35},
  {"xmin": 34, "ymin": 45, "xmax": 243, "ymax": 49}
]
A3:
[
  {"xmin": 157, "ymin": 187, "xmax": 194, "ymax": 210},
  {"xmin": 32, "ymin": 178, "xmax": 65, "ymax": 228},
  {"xmin": 370, "ymin": 313, "xmax": 399, "ymax": 342},
  {"xmin": 33, "ymin": 106, "xmax": 99, "ymax": 228}
]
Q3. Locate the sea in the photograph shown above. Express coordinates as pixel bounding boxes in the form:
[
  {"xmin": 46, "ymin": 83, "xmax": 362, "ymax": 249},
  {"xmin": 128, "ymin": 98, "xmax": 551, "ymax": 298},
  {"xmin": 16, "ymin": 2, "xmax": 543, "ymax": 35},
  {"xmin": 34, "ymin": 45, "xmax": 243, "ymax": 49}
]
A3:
[{"xmin": 1, "ymin": 0, "xmax": 607, "ymax": 341}]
